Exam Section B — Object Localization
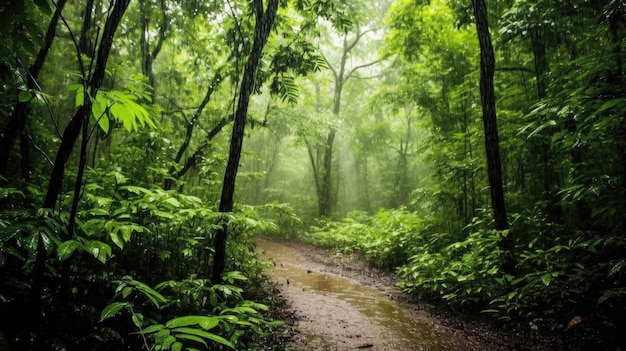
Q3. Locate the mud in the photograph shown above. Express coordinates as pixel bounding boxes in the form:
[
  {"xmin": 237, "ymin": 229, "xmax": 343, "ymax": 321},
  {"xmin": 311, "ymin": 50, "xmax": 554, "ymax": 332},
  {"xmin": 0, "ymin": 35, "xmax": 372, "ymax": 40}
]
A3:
[{"xmin": 257, "ymin": 238, "xmax": 484, "ymax": 351}]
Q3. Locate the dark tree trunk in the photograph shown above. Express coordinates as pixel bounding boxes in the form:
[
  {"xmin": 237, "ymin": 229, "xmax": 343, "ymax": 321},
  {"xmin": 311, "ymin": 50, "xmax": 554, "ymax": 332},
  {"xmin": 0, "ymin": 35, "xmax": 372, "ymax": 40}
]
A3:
[
  {"xmin": 319, "ymin": 128, "xmax": 336, "ymax": 217},
  {"xmin": 140, "ymin": 0, "xmax": 168, "ymax": 99},
  {"xmin": 314, "ymin": 28, "xmax": 377, "ymax": 217},
  {"xmin": 212, "ymin": 0, "xmax": 278, "ymax": 284},
  {"xmin": 166, "ymin": 116, "xmax": 231, "ymax": 189},
  {"xmin": 78, "ymin": 0, "xmax": 94, "ymax": 54},
  {"xmin": 472, "ymin": 0, "xmax": 508, "ymax": 230},
  {"xmin": 30, "ymin": 0, "xmax": 130, "ymax": 339},
  {"xmin": 0, "ymin": 0, "xmax": 68, "ymax": 178},
  {"xmin": 164, "ymin": 62, "xmax": 231, "ymax": 189},
  {"xmin": 472, "ymin": 0, "xmax": 515, "ymax": 275}
]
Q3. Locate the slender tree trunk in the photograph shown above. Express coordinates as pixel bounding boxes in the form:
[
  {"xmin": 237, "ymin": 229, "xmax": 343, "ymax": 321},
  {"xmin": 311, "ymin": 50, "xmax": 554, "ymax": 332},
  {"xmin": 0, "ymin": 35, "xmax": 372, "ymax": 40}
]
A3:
[
  {"xmin": 165, "ymin": 62, "xmax": 230, "ymax": 189},
  {"xmin": 166, "ymin": 116, "xmax": 231, "ymax": 189},
  {"xmin": 212, "ymin": 0, "xmax": 278, "ymax": 284},
  {"xmin": 0, "ymin": 0, "xmax": 68, "ymax": 178},
  {"xmin": 319, "ymin": 128, "xmax": 336, "ymax": 217},
  {"xmin": 472, "ymin": 0, "xmax": 507, "ymax": 230},
  {"xmin": 140, "ymin": 0, "xmax": 168, "ymax": 99},
  {"xmin": 472, "ymin": 0, "xmax": 515, "ymax": 275},
  {"xmin": 30, "ymin": 0, "xmax": 130, "ymax": 339}
]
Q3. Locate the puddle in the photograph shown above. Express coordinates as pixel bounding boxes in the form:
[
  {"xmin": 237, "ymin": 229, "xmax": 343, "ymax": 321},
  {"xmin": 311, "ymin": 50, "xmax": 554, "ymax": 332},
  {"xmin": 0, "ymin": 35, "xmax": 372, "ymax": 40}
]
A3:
[{"xmin": 257, "ymin": 238, "xmax": 480, "ymax": 351}]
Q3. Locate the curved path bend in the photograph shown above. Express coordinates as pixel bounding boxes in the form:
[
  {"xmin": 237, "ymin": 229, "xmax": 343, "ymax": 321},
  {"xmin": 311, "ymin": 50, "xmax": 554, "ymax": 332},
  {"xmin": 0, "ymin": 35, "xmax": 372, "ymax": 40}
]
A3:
[{"xmin": 257, "ymin": 238, "xmax": 486, "ymax": 351}]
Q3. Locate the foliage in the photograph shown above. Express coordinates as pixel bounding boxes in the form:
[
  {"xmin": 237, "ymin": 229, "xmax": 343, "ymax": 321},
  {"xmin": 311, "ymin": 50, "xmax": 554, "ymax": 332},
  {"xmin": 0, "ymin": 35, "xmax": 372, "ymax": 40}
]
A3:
[
  {"xmin": 99, "ymin": 274, "xmax": 281, "ymax": 350},
  {"xmin": 2, "ymin": 0, "xmax": 626, "ymax": 348},
  {"xmin": 301, "ymin": 206, "xmax": 626, "ymax": 337},
  {"xmin": 0, "ymin": 166, "xmax": 286, "ymax": 349},
  {"xmin": 300, "ymin": 209, "xmax": 424, "ymax": 270}
]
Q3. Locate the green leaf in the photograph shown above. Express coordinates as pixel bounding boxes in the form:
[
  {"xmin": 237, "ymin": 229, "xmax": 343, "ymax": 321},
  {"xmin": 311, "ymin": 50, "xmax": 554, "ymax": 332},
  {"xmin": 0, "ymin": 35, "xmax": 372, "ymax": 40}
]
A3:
[
  {"xmin": 198, "ymin": 318, "xmax": 219, "ymax": 330},
  {"xmin": 598, "ymin": 287, "xmax": 626, "ymax": 305},
  {"xmin": 92, "ymin": 95, "xmax": 109, "ymax": 134},
  {"xmin": 57, "ymin": 240, "xmax": 81, "ymax": 261},
  {"xmin": 590, "ymin": 98, "xmax": 624, "ymax": 117},
  {"xmin": 110, "ymin": 232, "xmax": 124, "ymax": 249},
  {"xmin": 132, "ymin": 312, "xmax": 144, "ymax": 328},
  {"xmin": 100, "ymin": 302, "xmax": 129, "ymax": 321},
  {"xmin": 139, "ymin": 324, "xmax": 165, "ymax": 334},
  {"xmin": 161, "ymin": 335, "xmax": 176, "ymax": 349},
  {"xmin": 33, "ymin": 0, "xmax": 51, "ymax": 14},
  {"xmin": 122, "ymin": 286, "xmax": 133, "ymax": 299},
  {"xmin": 85, "ymin": 240, "xmax": 112, "ymax": 263},
  {"xmin": 75, "ymin": 86, "xmax": 85, "ymax": 108},
  {"xmin": 527, "ymin": 120, "xmax": 556, "ymax": 139},
  {"xmin": 172, "ymin": 328, "xmax": 234, "ymax": 349},
  {"xmin": 171, "ymin": 342, "xmax": 183, "ymax": 351},
  {"xmin": 127, "ymin": 279, "xmax": 167, "ymax": 308},
  {"xmin": 540, "ymin": 273, "xmax": 552, "ymax": 286},
  {"xmin": 18, "ymin": 90, "xmax": 32, "ymax": 102},
  {"xmin": 172, "ymin": 332, "xmax": 207, "ymax": 347},
  {"xmin": 608, "ymin": 260, "xmax": 625, "ymax": 277},
  {"xmin": 166, "ymin": 316, "xmax": 220, "ymax": 329}
]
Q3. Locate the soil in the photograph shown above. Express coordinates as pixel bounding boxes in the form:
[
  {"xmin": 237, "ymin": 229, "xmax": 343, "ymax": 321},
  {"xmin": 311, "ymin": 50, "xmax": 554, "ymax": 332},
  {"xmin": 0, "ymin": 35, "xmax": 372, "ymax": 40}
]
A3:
[{"xmin": 259, "ymin": 238, "xmax": 614, "ymax": 351}]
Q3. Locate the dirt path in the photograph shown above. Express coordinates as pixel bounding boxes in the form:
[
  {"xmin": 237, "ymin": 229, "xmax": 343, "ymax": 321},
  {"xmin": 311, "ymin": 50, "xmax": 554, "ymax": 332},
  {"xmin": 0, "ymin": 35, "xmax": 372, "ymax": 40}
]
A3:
[{"xmin": 257, "ymin": 238, "xmax": 487, "ymax": 351}]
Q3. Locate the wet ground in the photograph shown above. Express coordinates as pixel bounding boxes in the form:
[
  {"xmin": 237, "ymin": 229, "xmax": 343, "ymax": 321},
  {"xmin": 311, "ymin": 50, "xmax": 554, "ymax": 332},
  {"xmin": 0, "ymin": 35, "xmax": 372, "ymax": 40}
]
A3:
[
  {"xmin": 257, "ymin": 238, "xmax": 624, "ymax": 351},
  {"xmin": 257, "ymin": 238, "xmax": 484, "ymax": 351}
]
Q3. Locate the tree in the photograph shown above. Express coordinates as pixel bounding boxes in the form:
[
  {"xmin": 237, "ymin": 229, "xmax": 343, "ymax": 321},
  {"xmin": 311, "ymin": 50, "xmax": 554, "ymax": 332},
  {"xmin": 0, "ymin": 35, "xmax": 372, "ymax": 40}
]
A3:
[
  {"xmin": 308, "ymin": 25, "xmax": 381, "ymax": 217},
  {"xmin": 471, "ymin": 0, "xmax": 508, "ymax": 231},
  {"xmin": 212, "ymin": 0, "xmax": 279, "ymax": 283},
  {"xmin": 30, "ymin": 0, "xmax": 131, "ymax": 337},
  {"xmin": 0, "ymin": 0, "xmax": 68, "ymax": 179}
]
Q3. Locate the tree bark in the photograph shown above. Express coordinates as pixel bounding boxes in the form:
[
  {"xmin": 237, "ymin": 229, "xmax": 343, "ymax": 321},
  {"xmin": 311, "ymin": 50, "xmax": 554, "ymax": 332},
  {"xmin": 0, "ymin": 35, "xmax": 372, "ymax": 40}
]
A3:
[
  {"xmin": 314, "ymin": 28, "xmax": 378, "ymax": 217},
  {"xmin": 166, "ymin": 116, "xmax": 231, "ymax": 189},
  {"xmin": 140, "ymin": 0, "xmax": 168, "ymax": 99},
  {"xmin": 0, "ymin": 0, "xmax": 68, "ymax": 178},
  {"xmin": 212, "ymin": 0, "xmax": 278, "ymax": 283},
  {"xmin": 472, "ymin": 0, "xmax": 508, "ymax": 230},
  {"xmin": 472, "ymin": 0, "xmax": 515, "ymax": 275},
  {"xmin": 30, "ymin": 0, "xmax": 130, "ymax": 338}
]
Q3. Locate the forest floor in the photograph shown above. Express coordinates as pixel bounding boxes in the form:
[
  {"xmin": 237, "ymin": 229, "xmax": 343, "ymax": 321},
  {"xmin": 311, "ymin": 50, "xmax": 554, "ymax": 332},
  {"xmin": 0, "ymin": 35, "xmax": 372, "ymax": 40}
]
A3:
[{"xmin": 257, "ymin": 238, "xmax": 589, "ymax": 351}]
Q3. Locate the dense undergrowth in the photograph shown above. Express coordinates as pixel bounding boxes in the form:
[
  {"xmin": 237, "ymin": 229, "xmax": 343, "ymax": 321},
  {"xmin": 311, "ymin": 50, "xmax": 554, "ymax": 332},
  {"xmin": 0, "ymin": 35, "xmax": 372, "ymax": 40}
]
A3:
[
  {"xmin": 0, "ymin": 169, "xmax": 290, "ymax": 351},
  {"xmin": 298, "ymin": 208, "xmax": 626, "ymax": 349}
]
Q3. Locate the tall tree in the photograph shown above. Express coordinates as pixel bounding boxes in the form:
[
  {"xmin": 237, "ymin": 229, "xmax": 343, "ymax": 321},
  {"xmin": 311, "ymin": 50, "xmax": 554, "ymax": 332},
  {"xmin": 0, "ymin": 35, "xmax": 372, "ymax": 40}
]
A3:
[
  {"xmin": 212, "ymin": 0, "xmax": 279, "ymax": 283},
  {"xmin": 472, "ymin": 0, "xmax": 516, "ymax": 276},
  {"xmin": 309, "ymin": 25, "xmax": 380, "ymax": 217},
  {"xmin": 30, "ymin": 0, "xmax": 131, "ymax": 337},
  {"xmin": 0, "ymin": 0, "xmax": 68, "ymax": 179},
  {"xmin": 471, "ymin": 0, "xmax": 507, "ymax": 231}
]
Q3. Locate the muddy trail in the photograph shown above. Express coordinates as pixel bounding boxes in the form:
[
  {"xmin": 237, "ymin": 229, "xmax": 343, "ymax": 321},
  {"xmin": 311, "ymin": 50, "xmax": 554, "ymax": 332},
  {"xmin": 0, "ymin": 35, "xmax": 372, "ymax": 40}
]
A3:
[{"xmin": 257, "ymin": 238, "xmax": 490, "ymax": 351}]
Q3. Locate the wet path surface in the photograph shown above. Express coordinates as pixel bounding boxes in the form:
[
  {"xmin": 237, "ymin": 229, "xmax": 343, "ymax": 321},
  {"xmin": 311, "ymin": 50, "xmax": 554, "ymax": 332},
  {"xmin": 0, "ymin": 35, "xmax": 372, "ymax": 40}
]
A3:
[{"xmin": 257, "ymin": 238, "xmax": 483, "ymax": 351}]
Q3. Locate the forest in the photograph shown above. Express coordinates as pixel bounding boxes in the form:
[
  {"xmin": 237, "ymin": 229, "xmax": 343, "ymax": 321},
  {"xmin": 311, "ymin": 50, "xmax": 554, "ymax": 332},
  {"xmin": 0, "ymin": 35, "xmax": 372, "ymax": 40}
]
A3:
[{"xmin": 0, "ymin": 0, "xmax": 625, "ymax": 349}]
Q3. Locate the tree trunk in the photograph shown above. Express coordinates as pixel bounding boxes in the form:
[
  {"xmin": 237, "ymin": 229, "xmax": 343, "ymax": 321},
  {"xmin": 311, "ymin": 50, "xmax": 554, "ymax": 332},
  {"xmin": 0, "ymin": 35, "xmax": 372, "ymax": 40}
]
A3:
[
  {"xmin": 319, "ymin": 128, "xmax": 336, "ymax": 217},
  {"xmin": 472, "ymin": 0, "xmax": 515, "ymax": 275},
  {"xmin": 165, "ymin": 61, "xmax": 231, "ymax": 189},
  {"xmin": 212, "ymin": 0, "xmax": 278, "ymax": 284},
  {"xmin": 140, "ymin": 0, "xmax": 168, "ymax": 99},
  {"xmin": 472, "ymin": 0, "xmax": 508, "ymax": 231},
  {"xmin": 30, "ymin": 0, "xmax": 130, "ymax": 339},
  {"xmin": 166, "ymin": 116, "xmax": 231, "ymax": 189},
  {"xmin": 0, "ymin": 0, "xmax": 68, "ymax": 178}
]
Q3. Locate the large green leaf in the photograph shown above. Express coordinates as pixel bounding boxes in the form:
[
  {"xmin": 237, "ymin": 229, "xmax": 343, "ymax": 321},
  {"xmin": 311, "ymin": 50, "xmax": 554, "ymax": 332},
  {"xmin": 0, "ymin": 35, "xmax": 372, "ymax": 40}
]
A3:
[
  {"xmin": 100, "ymin": 302, "xmax": 130, "ymax": 321},
  {"xmin": 33, "ymin": 0, "xmax": 51, "ymax": 14},
  {"xmin": 172, "ymin": 327, "xmax": 234, "ymax": 349},
  {"xmin": 57, "ymin": 240, "xmax": 81, "ymax": 261},
  {"xmin": 166, "ymin": 316, "xmax": 219, "ymax": 329},
  {"xmin": 85, "ymin": 240, "xmax": 112, "ymax": 263},
  {"xmin": 92, "ymin": 94, "xmax": 109, "ymax": 133}
]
